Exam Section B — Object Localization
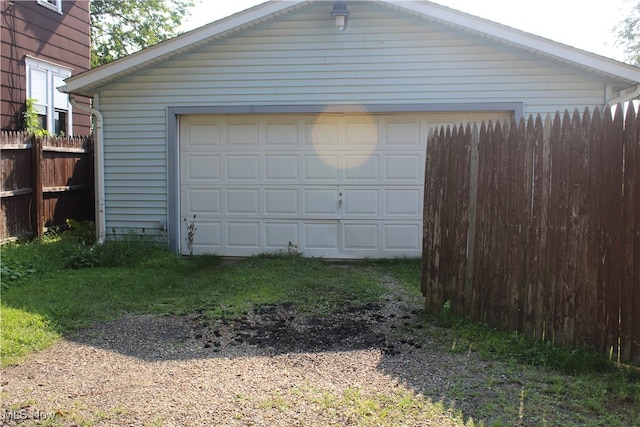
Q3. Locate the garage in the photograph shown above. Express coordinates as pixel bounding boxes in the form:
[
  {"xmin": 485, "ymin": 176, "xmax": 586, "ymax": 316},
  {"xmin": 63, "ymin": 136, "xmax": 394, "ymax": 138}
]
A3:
[
  {"xmin": 179, "ymin": 111, "xmax": 509, "ymax": 257},
  {"xmin": 59, "ymin": 1, "xmax": 640, "ymax": 258}
]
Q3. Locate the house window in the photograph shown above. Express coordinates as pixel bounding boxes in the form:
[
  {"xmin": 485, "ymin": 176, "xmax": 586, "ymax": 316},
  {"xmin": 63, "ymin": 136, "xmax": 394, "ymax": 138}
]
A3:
[
  {"xmin": 25, "ymin": 56, "xmax": 73, "ymax": 135},
  {"xmin": 54, "ymin": 109, "xmax": 67, "ymax": 135},
  {"xmin": 37, "ymin": 0, "xmax": 63, "ymax": 14}
]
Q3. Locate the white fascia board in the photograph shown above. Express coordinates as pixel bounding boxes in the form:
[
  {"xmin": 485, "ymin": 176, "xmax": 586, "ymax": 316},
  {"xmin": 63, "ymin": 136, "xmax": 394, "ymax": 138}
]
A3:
[
  {"xmin": 383, "ymin": 0, "xmax": 640, "ymax": 84},
  {"xmin": 64, "ymin": 0, "xmax": 311, "ymax": 96}
]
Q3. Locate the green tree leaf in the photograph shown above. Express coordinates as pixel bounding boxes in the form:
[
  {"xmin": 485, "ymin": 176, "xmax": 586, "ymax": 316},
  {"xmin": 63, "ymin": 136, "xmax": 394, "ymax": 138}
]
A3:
[
  {"xmin": 90, "ymin": 0, "xmax": 198, "ymax": 68},
  {"xmin": 615, "ymin": 0, "xmax": 640, "ymax": 65}
]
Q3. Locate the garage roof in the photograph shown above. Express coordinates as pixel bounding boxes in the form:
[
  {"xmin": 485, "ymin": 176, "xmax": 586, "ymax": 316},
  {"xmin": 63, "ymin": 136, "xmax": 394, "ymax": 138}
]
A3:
[{"xmin": 61, "ymin": 0, "xmax": 640, "ymax": 97}]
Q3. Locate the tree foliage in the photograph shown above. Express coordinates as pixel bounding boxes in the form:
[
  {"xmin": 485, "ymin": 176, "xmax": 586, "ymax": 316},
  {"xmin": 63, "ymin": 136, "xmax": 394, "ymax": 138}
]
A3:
[
  {"xmin": 615, "ymin": 0, "xmax": 640, "ymax": 64},
  {"xmin": 90, "ymin": 0, "xmax": 197, "ymax": 68}
]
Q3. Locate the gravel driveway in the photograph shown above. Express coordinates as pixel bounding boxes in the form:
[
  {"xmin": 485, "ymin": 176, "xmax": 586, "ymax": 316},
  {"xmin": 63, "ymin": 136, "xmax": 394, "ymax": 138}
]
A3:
[{"xmin": 1, "ymin": 279, "xmax": 561, "ymax": 426}]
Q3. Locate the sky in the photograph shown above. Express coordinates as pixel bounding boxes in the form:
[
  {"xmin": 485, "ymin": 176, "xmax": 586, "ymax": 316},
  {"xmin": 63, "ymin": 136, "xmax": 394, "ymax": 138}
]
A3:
[{"xmin": 180, "ymin": 0, "xmax": 633, "ymax": 63}]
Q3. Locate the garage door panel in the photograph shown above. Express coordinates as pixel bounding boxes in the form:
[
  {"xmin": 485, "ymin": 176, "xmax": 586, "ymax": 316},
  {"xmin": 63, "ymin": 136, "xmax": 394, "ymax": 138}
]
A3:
[
  {"xmin": 265, "ymin": 189, "xmax": 299, "ymax": 215},
  {"xmin": 344, "ymin": 154, "xmax": 379, "ymax": 181},
  {"xmin": 264, "ymin": 155, "xmax": 299, "ymax": 181},
  {"xmin": 345, "ymin": 121, "xmax": 378, "ymax": 147},
  {"xmin": 304, "ymin": 154, "xmax": 339, "ymax": 181},
  {"xmin": 304, "ymin": 189, "xmax": 338, "ymax": 216},
  {"xmin": 384, "ymin": 154, "xmax": 421, "ymax": 181},
  {"xmin": 184, "ymin": 188, "xmax": 221, "ymax": 215},
  {"xmin": 383, "ymin": 223, "xmax": 421, "ymax": 250},
  {"xmin": 185, "ymin": 155, "xmax": 220, "ymax": 181},
  {"xmin": 266, "ymin": 122, "xmax": 298, "ymax": 147},
  {"xmin": 386, "ymin": 120, "xmax": 420, "ymax": 146},
  {"xmin": 303, "ymin": 222, "xmax": 338, "ymax": 250},
  {"xmin": 342, "ymin": 189, "xmax": 379, "ymax": 218},
  {"xmin": 226, "ymin": 123, "xmax": 259, "ymax": 147},
  {"xmin": 227, "ymin": 222, "xmax": 260, "ymax": 248},
  {"xmin": 343, "ymin": 223, "xmax": 379, "ymax": 250},
  {"xmin": 186, "ymin": 221, "xmax": 221, "ymax": 255},
  {"xmin": 182, "ymin": 121, "xmax": 220, "ymax": 149},
  {"xmin": 306, "ymin": 121, "xmax": 338, "ymax": 147},
  {"xmin": 226, "ymin": 189, "xmax": 259, "ymax": 215},
  {"xmin": 226, "ymin": 155, "xmax": 259, "ymax": 181},
  {"xmin": 384, "ymin": 189, "xmax": 421, "ymax": 217},
  {"xmin": 265, "ymin": 222, "xmax": 299, "ymax": 249}
]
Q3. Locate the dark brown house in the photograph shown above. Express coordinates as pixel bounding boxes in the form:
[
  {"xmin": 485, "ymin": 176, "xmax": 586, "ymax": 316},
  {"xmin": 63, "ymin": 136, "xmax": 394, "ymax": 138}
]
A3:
[{"xmin": 1, "ymin": 0, "xmax": 91, "ymax": 135}]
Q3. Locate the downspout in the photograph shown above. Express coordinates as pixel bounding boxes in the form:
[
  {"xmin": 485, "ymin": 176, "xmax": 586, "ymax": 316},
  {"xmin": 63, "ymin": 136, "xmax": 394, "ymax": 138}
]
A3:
[
  {"xmin": 68, "ymin": 94, "xmax": 106, "ymax": 243},
  {"xmin": 606, "ymin": 85, "xmax": 640, "ymax": 107}
]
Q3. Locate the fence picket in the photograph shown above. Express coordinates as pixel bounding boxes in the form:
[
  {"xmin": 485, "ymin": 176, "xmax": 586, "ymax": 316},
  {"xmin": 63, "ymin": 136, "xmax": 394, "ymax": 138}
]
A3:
[
  {"xmin": 546, "ymin": 112, "xmax": 562, "ymax": 344},
  {"xmin": 454, "ymin": 124, "xmax": 471, "ymax": 316},
  {"xmin": 422, "ymin": 128, "xmax": 435, "ymax": 309},
  {"xmin": 524, "ymin": 115, "xmax": 539, "ymax": 338},
  {"xmin": 605, "ymin": 105, "xmax": 624, "ymax": 359},
  {"xmin": 579, "ymin": 108, "xmax": 597, "ymax": 351},
  {"xmin": 540, "ymin": 114, "xmax": 553, "ymax": 342},
  {"xmin": 466, "ymin": 123, "xmax": 480, "ymax": 316},
  {"xmin": 504, "ymin": 118, "xmax": 521, "ymax": 331},
  {"xmin": 433, "ymin": 126, "xmax": 447, "ymax": 311},
  {"xmin": 632, "ymin": 103, "xmax": 640, "ymax": 364},
  {"xmin": 590, "ymin": 108, "xmax": 609, "ymax": 353},
  {"xmin": 421, "ymin": 128, "xmax": 435, "ymax": 305},
  {"xmin": 569, "ymin": 109, "xmax": 588, "ymax": 347},
  {"xmin": 441, "ymin": 125, "xmax": 454, "ymax": 310},
  {"xmin": 621, "ymin": 103, "xmax": 638, "ymax": 362},
  {"xmin": 473, "ymin": 122, "xmax": 490, "ymax": 323}
]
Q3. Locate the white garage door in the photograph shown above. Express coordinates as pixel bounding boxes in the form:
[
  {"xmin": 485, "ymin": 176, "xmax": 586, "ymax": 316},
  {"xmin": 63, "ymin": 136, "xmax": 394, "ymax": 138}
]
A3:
[{"xmin": 179, "ymin": 111, "xmax": 507, "ymax": 258}]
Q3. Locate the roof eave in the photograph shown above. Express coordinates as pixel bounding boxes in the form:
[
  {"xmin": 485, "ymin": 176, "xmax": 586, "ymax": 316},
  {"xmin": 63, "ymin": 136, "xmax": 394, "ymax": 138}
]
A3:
[
  {"xmin": 381, "ymin": 0, "xmax": 640, "ymax": 85},
  {"xmin": 63, "ymin": 0, "xmax": 312, "ymax": 96},
  {"xmin": 64, "ymin": 0, "xmax": 640, "ymax": 97}
]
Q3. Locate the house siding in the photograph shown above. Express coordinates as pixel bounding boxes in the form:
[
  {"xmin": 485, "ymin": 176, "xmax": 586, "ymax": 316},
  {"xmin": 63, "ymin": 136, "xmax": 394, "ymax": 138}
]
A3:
[
  {"xmin": 1, "ymin": 0, "xmax": 91, "ymax": 133},
  {"xmin": 94, "ymin": 2, "xmax": 617, "ymax": 234}
]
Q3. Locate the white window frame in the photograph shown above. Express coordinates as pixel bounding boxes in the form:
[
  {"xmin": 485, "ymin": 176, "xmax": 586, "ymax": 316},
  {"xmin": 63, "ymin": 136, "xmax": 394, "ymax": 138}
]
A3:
[
  {"xmin": 25, "ymin": 56, "xmax": 73, "ymax": 135},
  {"xmin": 37, "ymin": 0, "xmax": 63, "ymax": 14}
]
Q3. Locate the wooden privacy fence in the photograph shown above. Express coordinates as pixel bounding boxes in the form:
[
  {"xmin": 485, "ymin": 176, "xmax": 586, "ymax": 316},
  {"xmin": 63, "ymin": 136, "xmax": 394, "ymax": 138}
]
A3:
[
  {"xmin": 422, "ymin": 104, "xmax": 640, "ymax": 364},
  {"xmin": 1, "ymin": 132, "xmax": 94, "ymax": 241}
]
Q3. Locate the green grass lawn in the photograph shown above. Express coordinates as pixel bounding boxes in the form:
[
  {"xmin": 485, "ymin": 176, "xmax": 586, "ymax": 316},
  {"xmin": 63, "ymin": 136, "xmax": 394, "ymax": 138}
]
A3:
[
  {"xmin": 0, "ymin": 235, "xmax": 388, "ymax": 363},
  {"xmin": 1, "ymin": 234, "xmax": 638, "ymax": 426}
]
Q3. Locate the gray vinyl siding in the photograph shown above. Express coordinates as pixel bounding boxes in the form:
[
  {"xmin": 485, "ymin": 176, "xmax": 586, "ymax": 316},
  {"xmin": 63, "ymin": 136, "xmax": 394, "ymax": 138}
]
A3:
[{"xmin": 95, "ymin": 2, "xmax": 617, "ymax": 234}]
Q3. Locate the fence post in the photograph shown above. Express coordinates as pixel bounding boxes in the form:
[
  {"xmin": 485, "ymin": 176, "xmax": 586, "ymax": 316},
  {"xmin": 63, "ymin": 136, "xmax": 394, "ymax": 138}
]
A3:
[{"xmin": 31, "ymin": 136, "xmax": 44, "ymax": 239}]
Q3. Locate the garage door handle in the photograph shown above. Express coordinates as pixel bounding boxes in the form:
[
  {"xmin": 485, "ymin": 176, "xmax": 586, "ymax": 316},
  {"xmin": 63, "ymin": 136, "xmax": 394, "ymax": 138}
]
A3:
[{"xmin": 339, "ymin": 199, "xmax": 343, "ymax": 208}]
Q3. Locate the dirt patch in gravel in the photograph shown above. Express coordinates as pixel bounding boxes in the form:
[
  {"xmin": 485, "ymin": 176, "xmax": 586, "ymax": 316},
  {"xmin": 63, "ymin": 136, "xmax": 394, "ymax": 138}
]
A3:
[{"xmin": 65, "ymin": 297, "xmax": 426, "ymax": 362}]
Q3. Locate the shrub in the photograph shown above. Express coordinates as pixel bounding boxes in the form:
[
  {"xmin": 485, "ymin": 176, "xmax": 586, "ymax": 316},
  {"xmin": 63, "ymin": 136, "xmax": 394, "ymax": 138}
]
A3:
[
  {"xmin": 0, "ymin": 261, "xmax": 36, "ymax": 289},
  {"xmin": 64, "ymin": 245, "xmax": 100, "ymax": 269},
  {"xmin": 63, "ymin": 219, "xmax": 97, "ymax": 245}
]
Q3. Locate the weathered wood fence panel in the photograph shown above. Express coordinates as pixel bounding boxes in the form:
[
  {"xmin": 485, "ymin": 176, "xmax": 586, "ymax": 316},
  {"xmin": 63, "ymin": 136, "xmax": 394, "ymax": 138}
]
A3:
[
  {"xmin": 422, "ymin": 104, "xmax": 640, "ymax": 364},
  {"xmin": 1, "ymin": 132, "xmax": 94, "ymax": 241}
]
